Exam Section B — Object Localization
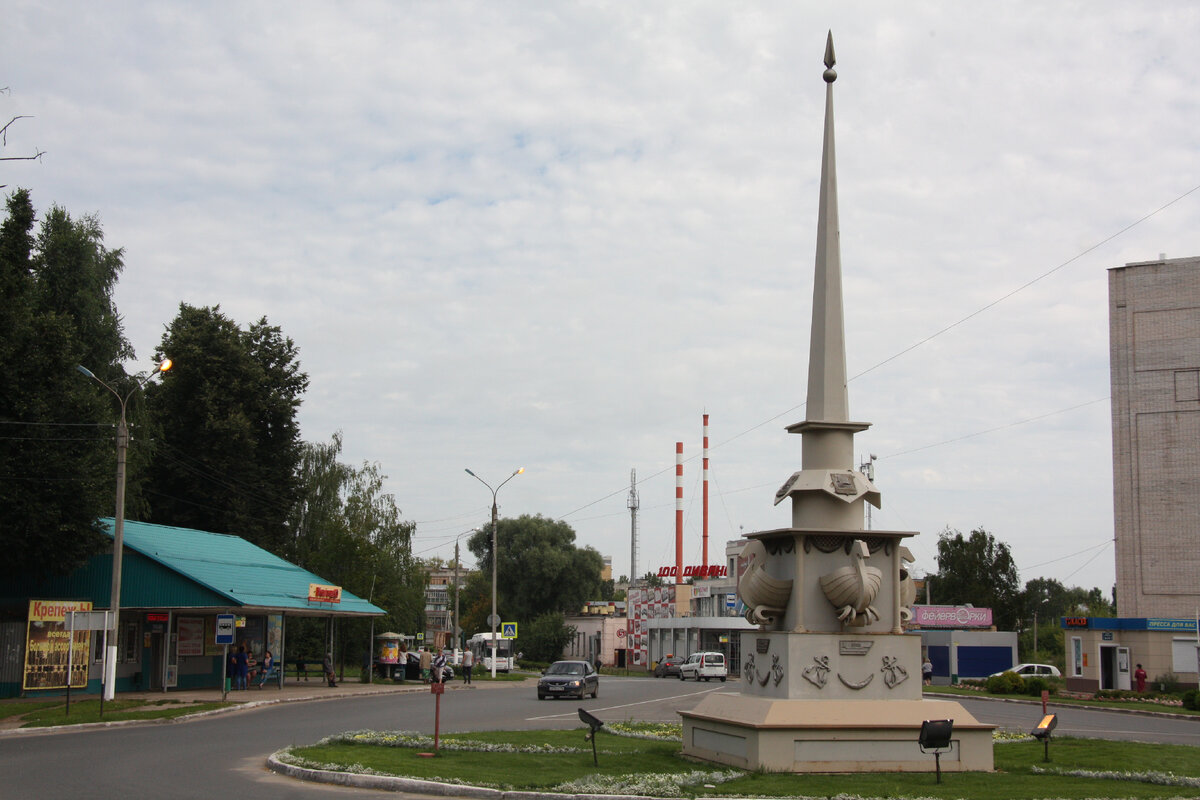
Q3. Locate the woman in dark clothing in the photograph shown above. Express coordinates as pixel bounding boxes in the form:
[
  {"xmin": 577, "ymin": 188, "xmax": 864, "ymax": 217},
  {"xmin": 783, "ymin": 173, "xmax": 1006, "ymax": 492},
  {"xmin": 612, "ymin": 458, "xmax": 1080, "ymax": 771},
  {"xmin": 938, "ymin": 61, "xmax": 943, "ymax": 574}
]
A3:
[{"xmin": 235, "ymin": 645, "xmax": 250, "ymax": 690}]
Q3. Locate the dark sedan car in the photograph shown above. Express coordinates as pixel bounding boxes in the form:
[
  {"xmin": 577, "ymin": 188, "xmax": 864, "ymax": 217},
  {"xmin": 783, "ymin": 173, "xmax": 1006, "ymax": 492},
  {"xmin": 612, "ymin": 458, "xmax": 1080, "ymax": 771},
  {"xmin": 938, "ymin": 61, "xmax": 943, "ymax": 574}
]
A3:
[
  {"xmin": 653, "ymin": 656, "xmax": 683, "ymax": 678},
  {"xmin": 537, "ymin": 660, "xmax": 599, "ymax": 700}
]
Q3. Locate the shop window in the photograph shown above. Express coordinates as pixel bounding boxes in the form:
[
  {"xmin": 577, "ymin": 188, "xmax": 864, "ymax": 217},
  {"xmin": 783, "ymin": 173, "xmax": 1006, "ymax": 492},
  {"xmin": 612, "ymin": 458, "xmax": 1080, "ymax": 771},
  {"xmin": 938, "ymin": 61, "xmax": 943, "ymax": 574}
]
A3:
[
  {"xmin": 1070, "ymin": 636, "xmax": 1083, "ymax": 677},
  {"xmin": 122, "ymin": 621, "xmax": 139, "ymax": 663}
]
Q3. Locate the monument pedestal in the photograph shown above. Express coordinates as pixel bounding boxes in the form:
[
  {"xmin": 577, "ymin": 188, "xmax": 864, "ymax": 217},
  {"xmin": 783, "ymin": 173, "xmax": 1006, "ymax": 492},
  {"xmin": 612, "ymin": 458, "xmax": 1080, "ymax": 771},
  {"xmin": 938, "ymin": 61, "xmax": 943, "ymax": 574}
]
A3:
[
  {"xmin": 679, "ymin": 630, "xmax": 993, "ymax": 773},
  {"xmin": 681, "ymin": 695, "xmax": 993, "ymax": 773}
]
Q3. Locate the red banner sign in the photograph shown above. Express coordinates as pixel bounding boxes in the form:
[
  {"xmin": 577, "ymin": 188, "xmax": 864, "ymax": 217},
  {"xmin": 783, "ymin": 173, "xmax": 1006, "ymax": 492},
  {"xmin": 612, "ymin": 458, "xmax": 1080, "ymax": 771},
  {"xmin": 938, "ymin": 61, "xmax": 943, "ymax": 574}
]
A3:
[
  {"xmin": 308, "ymin": 583, "xmax": 342, "ymax": 603},
  {"xmin": 656, "ymin": 565, "xmax": 728, "ymax": 579}
]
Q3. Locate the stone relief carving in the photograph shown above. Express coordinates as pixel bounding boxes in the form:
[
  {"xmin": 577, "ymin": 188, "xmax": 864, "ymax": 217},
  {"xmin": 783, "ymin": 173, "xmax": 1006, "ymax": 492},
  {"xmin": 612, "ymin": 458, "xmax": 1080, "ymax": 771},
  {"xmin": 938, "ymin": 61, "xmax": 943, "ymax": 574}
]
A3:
[
  {"xmin": 771, "ymin": 654, "xmax": 785, "ymax": 687},
  {"xmin": 881, "ymin": 655, "xmax": 909, "ymax": 688},
  {"xmin": 898, "ymin": 546, "xmax": 916, "ymax": 624},
  {"xmin": 802, "ymin": 655, "xmax": 830, "ymax": 688},
  {"xmin": 837, "ymin": 671, "xmax": 874, "ymax": 690},
  {"xmin": 818, "ymin": 539, "xmax": 881, "ymax": 627},
  {"xmin": 738, "ymin": 540, "xmax": 793, "ymax": 629}
]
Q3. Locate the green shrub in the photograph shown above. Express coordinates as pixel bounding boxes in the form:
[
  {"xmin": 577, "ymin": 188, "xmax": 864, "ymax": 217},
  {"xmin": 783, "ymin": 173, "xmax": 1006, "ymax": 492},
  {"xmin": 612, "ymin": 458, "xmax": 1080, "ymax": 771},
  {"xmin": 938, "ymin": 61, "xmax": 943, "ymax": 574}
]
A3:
[
  {"xmin": 1182, "ymin": 689, "xmax": 1199, "ymax": 711},
  {"xmin": 986, "ymin": 671, "xmax": 1024, "ymax": 694},
  {"xmin": 1023, "ymin": 676, "xmax": 1055, "ymax": 696},
  {"xmin": 1154, "ymin": 672, "xmax": 1183, "ymax": 694}
]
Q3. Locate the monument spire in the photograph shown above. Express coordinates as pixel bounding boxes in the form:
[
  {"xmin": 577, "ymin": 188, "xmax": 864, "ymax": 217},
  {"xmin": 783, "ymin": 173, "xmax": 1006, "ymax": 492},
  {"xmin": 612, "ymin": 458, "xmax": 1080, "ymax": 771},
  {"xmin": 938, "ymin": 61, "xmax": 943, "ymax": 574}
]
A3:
[
  {"xmin": 780, "ymin": 31, "xmax": 874, "ymax": 521},
  {"xmin": 806, "ymin": 30, "xmax": 848, "ymax": 424}
]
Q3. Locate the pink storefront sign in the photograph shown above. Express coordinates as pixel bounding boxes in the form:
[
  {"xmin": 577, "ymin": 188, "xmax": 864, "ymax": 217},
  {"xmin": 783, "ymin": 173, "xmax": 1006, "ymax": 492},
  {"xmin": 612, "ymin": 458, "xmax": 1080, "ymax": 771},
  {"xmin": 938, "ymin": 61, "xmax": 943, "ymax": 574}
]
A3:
[{"xmin": 911, "ymin": 605, "xmax": 993, "ymax": 628}]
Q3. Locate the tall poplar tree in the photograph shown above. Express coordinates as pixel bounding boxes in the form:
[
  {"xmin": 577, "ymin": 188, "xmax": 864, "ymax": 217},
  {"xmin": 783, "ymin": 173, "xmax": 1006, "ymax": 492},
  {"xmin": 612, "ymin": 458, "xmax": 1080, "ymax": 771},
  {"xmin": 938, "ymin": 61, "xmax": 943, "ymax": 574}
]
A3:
[
  {"xmin": 142, "ymin": 304, "xmax": 307, "ymax": 554},
  {"xmin": 0, "ymin": 191, "xmax": 132, "ymax": 580}
]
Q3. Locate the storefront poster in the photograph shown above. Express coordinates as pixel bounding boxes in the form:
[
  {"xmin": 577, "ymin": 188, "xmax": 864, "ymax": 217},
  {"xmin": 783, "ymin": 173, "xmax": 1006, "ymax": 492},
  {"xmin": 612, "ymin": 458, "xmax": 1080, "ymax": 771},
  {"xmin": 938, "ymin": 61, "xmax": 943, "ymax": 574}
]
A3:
[
  {"xmin": 23, "ymin": 599, "xmax": 93, "ymax": 690},
  {"xmin": 177, "ymin": 616, "xmax": 205, "ymax": 656},
  {"xmin": 203, "ymin": 617, "xmax": 224, "ymax": 656}
]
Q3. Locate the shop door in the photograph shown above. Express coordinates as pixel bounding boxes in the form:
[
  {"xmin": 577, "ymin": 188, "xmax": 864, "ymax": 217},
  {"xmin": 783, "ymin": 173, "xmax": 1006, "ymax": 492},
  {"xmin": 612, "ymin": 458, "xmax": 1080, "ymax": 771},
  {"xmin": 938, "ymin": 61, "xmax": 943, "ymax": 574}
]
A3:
[
  {"xmin": 148, "ymin": 632, "xmax": 164, "ymax": 690},
  {"xmin": 1099, "ymin": 645, "xmax": 1116, "ymax": 690},
  {"xmin": 1116, "ymin": 646, "xmax": 1131, "ymax": 690}
]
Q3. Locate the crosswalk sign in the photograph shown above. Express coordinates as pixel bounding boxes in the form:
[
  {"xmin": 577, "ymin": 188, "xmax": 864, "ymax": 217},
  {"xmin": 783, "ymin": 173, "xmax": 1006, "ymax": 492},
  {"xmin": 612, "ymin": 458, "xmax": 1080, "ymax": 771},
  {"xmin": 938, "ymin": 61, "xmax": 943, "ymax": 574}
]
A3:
[{"xmin": 501, "ymin": 622, "xmax": 518, "ymax": 639}]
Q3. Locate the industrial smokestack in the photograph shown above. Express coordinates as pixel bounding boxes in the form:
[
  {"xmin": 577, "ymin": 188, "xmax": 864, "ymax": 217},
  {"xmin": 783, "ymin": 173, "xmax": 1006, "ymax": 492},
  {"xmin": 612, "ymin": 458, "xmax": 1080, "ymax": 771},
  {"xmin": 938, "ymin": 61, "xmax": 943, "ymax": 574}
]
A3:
[
  {"xmin": 702, "ymin": 413, "xmax": 709, "ymax": 569},
  {"xmin": 675, "ymin": 441, "xmax": 684, "ymax": 585}
]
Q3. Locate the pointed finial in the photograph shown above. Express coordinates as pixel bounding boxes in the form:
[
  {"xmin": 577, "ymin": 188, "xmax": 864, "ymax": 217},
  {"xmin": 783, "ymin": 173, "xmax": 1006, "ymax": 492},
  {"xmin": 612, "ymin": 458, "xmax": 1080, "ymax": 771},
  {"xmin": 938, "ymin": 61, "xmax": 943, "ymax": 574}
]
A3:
[{"xmin": 823, "ymin": 30, "xmax": 837, "ymax": 83}]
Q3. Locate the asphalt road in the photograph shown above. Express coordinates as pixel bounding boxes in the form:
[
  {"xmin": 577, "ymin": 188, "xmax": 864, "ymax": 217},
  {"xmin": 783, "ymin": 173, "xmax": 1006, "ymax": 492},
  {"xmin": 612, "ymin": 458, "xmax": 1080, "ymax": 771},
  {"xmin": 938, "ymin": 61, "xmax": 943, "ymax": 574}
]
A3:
[{"xmin": 1, "ymin": 677, "xmax": 1195, "ymax": 799}]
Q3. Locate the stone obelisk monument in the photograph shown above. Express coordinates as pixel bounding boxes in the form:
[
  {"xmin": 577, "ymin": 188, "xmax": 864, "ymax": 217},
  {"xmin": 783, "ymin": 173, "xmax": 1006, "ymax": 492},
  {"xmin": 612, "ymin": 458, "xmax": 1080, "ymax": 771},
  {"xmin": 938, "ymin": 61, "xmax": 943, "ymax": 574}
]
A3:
[{"xmin": 679, "ymin": 33, "xmax": 994, "ymax": 773}]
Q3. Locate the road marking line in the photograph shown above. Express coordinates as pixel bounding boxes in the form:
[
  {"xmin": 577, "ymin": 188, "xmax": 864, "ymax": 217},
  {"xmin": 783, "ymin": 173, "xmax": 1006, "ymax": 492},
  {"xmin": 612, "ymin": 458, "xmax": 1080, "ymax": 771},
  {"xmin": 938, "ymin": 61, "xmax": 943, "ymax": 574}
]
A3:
[{"xmin": 526, "ymin": 685, "xmax": 728, "ymax": 721}]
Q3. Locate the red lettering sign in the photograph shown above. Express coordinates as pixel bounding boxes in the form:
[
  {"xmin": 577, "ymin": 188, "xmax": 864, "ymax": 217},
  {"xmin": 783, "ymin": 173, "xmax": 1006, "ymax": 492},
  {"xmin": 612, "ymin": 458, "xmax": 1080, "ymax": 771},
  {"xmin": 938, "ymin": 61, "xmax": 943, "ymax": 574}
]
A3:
[{"xmin": 655, "ymin": 565, "xmax": 728, "ymax": 579}]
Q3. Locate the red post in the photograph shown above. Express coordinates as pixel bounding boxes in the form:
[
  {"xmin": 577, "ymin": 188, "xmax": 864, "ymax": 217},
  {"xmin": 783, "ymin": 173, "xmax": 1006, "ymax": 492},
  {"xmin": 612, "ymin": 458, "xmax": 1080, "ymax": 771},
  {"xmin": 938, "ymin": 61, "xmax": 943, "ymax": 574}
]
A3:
[{"xmin": 431, "ymin": 681, "xmax": 445, "ymax": 751}]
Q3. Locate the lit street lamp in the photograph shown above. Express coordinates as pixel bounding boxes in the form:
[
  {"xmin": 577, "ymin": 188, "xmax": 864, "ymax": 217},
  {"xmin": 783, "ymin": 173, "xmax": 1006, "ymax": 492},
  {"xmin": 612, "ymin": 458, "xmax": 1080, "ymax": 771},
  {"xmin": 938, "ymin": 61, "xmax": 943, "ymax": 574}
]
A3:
[
  {"xmin": 78, "ymin": 358, "xmax": 172, "ymax": 700},
  {"xmin": 464, "ymin": 467, "xmax": 524, "ymax": 678}
]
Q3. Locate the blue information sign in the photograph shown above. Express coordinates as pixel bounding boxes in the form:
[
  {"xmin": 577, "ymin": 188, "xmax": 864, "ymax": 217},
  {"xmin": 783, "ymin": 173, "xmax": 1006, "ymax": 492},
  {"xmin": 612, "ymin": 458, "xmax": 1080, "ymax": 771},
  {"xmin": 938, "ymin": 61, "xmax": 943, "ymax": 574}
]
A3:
[{"xmin": 215, "ymin": 614, "xmax": 235, "ymax": 645}]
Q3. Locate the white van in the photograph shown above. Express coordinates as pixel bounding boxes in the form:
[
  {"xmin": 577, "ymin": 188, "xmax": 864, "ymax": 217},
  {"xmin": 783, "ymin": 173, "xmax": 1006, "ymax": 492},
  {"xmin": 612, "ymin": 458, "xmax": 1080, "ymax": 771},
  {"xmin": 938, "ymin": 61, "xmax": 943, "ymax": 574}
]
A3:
[{"xmin": 679, "ymin": 651, "xmax": 727, "ymax": 682}]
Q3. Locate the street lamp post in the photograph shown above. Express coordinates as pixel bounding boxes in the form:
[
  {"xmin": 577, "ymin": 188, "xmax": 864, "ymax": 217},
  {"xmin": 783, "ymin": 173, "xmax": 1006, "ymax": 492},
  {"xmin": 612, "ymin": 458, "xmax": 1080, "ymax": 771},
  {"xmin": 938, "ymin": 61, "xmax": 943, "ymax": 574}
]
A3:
[
  {"xmin": 464, "ymin": 467, "xmax": 524, "ymax": 678},
  {"xmin": 78, "ymin": 358, "xmax": 172, "ymax": 700}
]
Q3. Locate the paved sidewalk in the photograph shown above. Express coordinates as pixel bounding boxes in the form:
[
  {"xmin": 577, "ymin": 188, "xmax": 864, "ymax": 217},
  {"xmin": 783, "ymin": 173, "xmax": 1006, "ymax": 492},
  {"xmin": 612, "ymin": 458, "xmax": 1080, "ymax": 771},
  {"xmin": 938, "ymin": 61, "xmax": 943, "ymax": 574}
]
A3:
[{"xmin": 120, "ymin": 675, "xmax": 498, "ymax": 705}]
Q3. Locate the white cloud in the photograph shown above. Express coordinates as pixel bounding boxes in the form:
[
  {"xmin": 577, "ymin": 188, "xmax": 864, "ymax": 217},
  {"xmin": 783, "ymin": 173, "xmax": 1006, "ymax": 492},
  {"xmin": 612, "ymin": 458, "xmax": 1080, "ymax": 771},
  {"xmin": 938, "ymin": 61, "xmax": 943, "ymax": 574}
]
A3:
[{"xmin": 6, "ymin": 0, "xmax": 1200, "ymax": 596}]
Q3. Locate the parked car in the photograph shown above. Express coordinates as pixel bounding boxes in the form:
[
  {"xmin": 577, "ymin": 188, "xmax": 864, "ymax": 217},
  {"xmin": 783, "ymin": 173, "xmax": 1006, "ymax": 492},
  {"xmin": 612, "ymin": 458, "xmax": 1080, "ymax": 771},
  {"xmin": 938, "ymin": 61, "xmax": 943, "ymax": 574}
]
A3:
[
  {"xmin": 654, "ymin": 656, "xmax": 684, "ymax": 678},
  {"xmin": 537, "ymin": 660, "xmax": 599, "ymax": 699},
  {"xmin": 679, "ymin": 651, "xmax": 727, "ymax": 682},
  {"xmin": 990, "ymin": 663, "xmax": 1061, "ymax": 678}
]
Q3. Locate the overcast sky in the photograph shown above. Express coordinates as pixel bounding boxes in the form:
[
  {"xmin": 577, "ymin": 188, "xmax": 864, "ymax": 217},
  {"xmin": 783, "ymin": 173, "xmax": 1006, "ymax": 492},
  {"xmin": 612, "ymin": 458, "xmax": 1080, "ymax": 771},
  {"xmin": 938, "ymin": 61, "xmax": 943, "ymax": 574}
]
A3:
[{"xmin": 6, "ymin": 2, "xmax": 1200, "ymax": 598}]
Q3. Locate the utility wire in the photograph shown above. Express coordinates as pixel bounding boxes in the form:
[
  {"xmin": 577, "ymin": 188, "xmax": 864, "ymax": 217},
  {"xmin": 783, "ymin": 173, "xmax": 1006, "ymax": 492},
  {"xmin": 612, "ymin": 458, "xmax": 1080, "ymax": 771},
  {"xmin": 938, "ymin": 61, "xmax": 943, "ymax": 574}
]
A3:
[{"xmin": 557, "ymin": 183, "xmax": 1200, "ymax": 523}]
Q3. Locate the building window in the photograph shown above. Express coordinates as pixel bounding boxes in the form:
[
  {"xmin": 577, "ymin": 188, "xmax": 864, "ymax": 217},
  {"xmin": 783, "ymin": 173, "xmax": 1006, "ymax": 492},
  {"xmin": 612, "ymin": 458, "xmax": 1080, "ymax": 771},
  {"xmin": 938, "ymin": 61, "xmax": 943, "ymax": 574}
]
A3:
[
  {"xmin": 1071, "ymin": 636, "xmax": 1082, "ymax": 677},
  {"xmin": 122, "ymin": 621, "xmax": 139, "ymax": 663}
]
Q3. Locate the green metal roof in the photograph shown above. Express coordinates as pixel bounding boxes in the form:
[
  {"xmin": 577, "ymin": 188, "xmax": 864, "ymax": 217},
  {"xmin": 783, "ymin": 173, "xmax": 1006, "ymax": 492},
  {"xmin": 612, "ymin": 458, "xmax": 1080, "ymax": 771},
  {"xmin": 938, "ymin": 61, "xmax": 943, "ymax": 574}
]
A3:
[{"xmin": 103, "ymin": 519, "xmax": 385, "ymax": 617}]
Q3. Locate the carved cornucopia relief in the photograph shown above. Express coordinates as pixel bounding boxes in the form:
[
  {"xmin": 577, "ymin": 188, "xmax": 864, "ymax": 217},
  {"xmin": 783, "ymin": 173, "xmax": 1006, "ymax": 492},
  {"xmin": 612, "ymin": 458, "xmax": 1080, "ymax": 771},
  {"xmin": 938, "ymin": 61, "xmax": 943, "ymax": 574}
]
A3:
[
  {"xmin": 737, "ymin": 539, "xmax": 793, "ymax": 627},
  {"xmin": 818, "ymin": 538, "xmax": 881, "ymax": 627}
]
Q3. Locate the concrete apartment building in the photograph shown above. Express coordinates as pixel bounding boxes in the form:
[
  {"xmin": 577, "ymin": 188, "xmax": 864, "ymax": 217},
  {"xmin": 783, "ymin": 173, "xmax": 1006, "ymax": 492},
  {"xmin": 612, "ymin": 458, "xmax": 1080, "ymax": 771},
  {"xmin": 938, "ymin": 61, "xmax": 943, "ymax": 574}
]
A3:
[
  {"xmin": 1065, "ymin": 256, "xmax": 1200, "ymax": 692},
  {"xmin": 1109, "ymin": 256, "xmax": 1200, "ymax": 619}
]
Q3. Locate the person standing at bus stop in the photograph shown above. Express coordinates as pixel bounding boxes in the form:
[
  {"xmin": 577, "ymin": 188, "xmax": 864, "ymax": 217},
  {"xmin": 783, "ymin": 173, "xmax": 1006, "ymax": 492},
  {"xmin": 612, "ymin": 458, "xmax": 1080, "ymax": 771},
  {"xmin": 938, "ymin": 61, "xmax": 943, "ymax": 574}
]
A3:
[{"xmin": 462, "ymin": 648, "xmax": 474, "ymax": 684}]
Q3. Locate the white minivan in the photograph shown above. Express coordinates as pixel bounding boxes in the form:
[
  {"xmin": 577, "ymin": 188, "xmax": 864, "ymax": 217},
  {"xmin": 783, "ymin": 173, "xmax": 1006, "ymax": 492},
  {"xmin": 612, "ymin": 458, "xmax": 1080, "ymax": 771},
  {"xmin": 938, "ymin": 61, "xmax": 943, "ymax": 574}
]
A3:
[{"xmin": 679, "ymin": 651, "xmax": 727, "ymax": 682}]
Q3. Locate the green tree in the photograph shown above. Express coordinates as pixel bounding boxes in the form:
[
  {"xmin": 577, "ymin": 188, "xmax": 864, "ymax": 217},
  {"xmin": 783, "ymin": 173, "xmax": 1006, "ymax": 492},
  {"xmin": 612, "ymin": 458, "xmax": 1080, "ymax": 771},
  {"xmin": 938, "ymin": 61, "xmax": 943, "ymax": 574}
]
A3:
[
  {"xmin": 468, "ymin": 514, "xmax": 603, "ymax": 624},
  {"xmin": 143, "ymin": 305, "xmax": 307, "ymax": 553},
  {"xmin": 1018, "ymin": 577, "xmax": 1116, "ymax": 664},
  {"xmin": 0, "ymin": 191, "xmax": 131, "ymax": 580},
  {"xmin": 930, "ymin": 526, "xmax": 1022, "ymax": 630},
  {"xmin": 287, "ymin": 433, "xmax": 425, "ymax": 666},
  {"xmin": 521, "ymin": 611, "xmax": 577, "ymax": 663}
]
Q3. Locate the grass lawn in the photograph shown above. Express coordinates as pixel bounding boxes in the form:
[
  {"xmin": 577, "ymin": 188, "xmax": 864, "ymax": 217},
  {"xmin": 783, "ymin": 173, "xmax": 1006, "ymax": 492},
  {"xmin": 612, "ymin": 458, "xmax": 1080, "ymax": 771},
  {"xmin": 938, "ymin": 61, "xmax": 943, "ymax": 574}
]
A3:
[
  {"xmin": 282, "ymin": 726, "xmax": 1200, "ymax": 799},
  {"xmin": 2, "ymin": 698, "xmax": 232, "ymax": 728}
]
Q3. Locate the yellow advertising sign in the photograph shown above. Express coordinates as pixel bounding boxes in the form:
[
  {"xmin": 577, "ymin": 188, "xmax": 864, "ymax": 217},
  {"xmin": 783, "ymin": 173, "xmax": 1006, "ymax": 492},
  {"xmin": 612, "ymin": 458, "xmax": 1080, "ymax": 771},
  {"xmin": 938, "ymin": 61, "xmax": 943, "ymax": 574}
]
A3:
[{"xmin": 24, "ymin": 599, "xmax": 93, "ymax": 691}]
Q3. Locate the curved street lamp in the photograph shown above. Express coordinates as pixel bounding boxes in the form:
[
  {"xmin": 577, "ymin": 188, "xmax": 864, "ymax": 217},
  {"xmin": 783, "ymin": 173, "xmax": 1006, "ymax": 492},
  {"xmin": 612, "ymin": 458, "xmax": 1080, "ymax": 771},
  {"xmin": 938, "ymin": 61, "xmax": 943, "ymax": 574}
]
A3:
[
  {"xmin": 77, "ymin": 358, "xmax": 172, "ymax": 700},
  {"xmin": 464, "ymin": 467, "xmax": 523, "ymax": 678}
]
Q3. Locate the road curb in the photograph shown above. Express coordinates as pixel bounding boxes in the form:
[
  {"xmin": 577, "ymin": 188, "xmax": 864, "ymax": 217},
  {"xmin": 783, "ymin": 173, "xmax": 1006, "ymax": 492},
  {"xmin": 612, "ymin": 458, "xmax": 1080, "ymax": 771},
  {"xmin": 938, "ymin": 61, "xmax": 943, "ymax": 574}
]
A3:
[{"xmin": 0, "ymin": 683, "xmax": 475, "ymax": 737}]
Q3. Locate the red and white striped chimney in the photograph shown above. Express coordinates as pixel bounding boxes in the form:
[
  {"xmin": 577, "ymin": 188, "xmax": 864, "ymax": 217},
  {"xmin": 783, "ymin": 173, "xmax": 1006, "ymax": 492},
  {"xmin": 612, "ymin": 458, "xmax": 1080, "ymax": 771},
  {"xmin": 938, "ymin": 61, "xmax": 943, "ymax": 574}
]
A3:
[
  {"xmin": 675, "ymin": 441, "xmax": 684, "ymax": 585},
  {"xmin": 702, "ymin": 413, "xmax": 709, "ymax": 570}
]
